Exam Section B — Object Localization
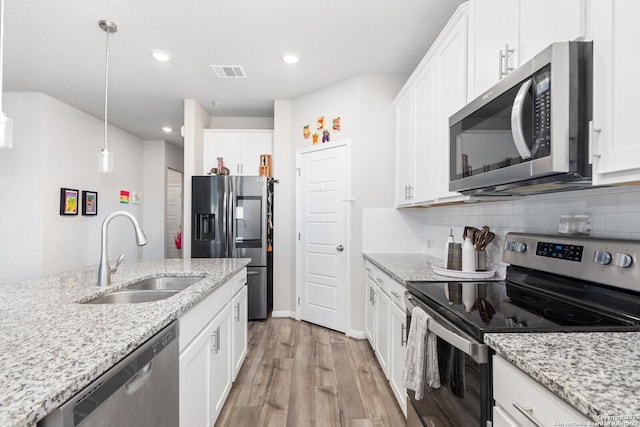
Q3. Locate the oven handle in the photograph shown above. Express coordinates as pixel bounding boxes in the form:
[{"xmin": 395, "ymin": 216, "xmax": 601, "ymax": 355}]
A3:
[{"xmin": 405, "ymin": 292, "xmax": 489, "ymax": 364}]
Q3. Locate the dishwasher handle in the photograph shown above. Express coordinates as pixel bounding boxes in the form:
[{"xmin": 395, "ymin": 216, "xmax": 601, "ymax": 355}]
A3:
[{"xmin": 125, "ymin": 361, "xmax": 153, "ymax": 394}]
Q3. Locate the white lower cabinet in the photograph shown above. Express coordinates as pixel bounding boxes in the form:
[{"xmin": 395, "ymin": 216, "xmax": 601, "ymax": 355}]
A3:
[
  {"xmin": 208, "ymin": 305, "xmax": 232, "ymax": 420},
  {"xmin": 374, "ymin": 286, "xmax": 390, "ymax": 377},
  {"xmin": 493, "ymin": 355, "xmax": 590, "ymax": 426},
  {"xmin": 231, "ymin": 284, "xmax": 248, "ymax": 380},
  {"xmin": 389, "ymin": 300, "xmax": 407, "ymax": 416},
  {"xmin": 364, "ymin": 273, "xmax": 377, "ymax": 346},
  {"xmin": 363, "ymin": 260, "xmax": 407, "ymax": 415},
  {"xmin": 179, "ymin": 269, "xmax": 247, "ymax": 427}
]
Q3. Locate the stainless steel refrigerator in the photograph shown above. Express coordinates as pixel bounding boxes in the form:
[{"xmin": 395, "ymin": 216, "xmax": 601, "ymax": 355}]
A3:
[{"xmin": 192, "ymin": 175, "xmax": 273, "ymax": 320}]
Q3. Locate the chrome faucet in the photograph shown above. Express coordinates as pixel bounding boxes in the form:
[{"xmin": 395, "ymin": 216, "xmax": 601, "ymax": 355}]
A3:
[{"xmin": 97, "ymin": 211, "xmax": 148, "ymax": 286}]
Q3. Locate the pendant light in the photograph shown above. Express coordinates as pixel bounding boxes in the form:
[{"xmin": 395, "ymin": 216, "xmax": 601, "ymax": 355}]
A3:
[
  {"xmin": 98, "ymin": 20, "xmax": 117, "ymax": 172},
  {"xmin": 0, "ymin": 0, "xmax": 13, "ymax": 149}
]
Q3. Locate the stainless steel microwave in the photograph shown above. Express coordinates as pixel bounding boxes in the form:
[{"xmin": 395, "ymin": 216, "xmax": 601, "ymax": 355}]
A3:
[{"xmin": 449, "ymin": 41, "xmax": 593, "ymax": 196}]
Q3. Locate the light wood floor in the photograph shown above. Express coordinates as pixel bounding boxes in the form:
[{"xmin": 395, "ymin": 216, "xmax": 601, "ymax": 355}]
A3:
[{"xmin": 215, "ymin": 317, "xmax": 406, "ymax": 427}]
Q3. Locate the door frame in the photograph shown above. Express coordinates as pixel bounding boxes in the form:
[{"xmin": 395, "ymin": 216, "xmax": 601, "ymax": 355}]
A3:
[{"xmin": 295, "ymin": 139, "xmax": 352, "ymax": 334}]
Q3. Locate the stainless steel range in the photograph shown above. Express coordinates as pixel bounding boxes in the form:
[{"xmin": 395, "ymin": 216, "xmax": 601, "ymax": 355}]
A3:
[{"xmin": 404, "ymin": 232, "xmax": 640, "ymax": 427}]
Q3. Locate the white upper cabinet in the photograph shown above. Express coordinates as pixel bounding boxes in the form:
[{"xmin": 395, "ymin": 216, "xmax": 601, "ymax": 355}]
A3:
[
  {"xmin": 394, "ymin": 4, "xmax": 469, "ymax": 207},
  {"xmin": 395, "ymin": 88, "xmax": 415, "ymax": 206},
  {"xmin": 203, "ymin": 129, "xmax": 273, "ymax": 176},
  {"xmin": 590, "ymin": 0, "xmax": 640, "ymax": 185},
  {"xmin": 468, "ymin": 0, "xmax": 586, "ymax": 99}
]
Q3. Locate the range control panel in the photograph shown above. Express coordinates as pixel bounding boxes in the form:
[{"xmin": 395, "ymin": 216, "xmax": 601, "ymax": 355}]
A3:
[
  {"xmin": 535, "ymin": 242, "xmax": 584, "ymax": 262},
  {"xmin": 503, "ymin": 232, "xmax": 640, "ymax": 293}
]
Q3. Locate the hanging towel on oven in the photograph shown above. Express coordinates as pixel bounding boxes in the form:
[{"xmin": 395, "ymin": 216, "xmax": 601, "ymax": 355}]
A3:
[
  {"xmin": 402, "ymin": 306, "xmax": 440, "ymax": 400},
  {"xmin": 437, "ymin": 341, "xmax": 466, "ymax": 399}
]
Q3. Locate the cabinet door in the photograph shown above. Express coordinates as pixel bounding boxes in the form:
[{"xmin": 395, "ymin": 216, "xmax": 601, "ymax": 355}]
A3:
[
  {"xmin": 209, "ymin": 304, "xmax": 232, "ymax": 424},
  {"xmin": 395, "ymin": 88, "xmax": 415, "ymax": 207},
  {"xmin": 179, "ymin": 322, "xmax": 214, "ymax": 427},
  {"xmin": 231, "ymin": 285, "xmax": 248, "ymax": 381},
  {"xmin": 203, "ymin": 132, "xmax": 243, "ymax": 175},
  {"xmin": 591, "ymin": 0, "xmax": 640, "ymax": 184},
  {"xmin": 375, "ymin": 287, "xmax": 390, "ymax": 377},
  {"xmin": 412, "ymin": 57, "xmax": 438, "ymax": 204},
  {"xmin": 364, "ymin": 276, "xmax": 376, "ymax": 347},
  {"xmin": 389, "ymin": 302, "xmax": 407, "ymax": 416},
  {"xmin": 469, "ymin": 0, "xmax": 519, "ymax": 98},
  {"xmin": 519, "ymin": 0, "xmax": 585, "ymax": 64},
  {"xmin": 433, "ymin": 13, "xmax": 468, "ymax": 202},
  {"xmin": 240, "ymin": 131, "xmax": 273, "ymax": 176}
]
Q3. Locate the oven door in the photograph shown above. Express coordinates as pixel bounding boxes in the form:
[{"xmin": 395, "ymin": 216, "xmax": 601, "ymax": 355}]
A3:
[{"xmin": 405, "ymin": 292, "xmax": 492, "ymax": 427}]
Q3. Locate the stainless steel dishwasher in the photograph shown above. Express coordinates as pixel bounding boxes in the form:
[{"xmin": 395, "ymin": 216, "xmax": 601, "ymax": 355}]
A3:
[{"xmin": 39, "ymin": 321, "xmax": 178, "ymax": 427}]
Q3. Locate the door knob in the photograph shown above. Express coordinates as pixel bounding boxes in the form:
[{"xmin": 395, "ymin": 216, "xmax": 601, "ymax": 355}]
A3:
[{"xmin": 337, "ymin": 245, "xmax": 344, "ymax": 252}]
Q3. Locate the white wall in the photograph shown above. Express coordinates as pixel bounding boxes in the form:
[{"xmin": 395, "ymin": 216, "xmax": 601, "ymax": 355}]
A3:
[
  {"xmin": 0, "ymin": 93, "xmax": 145, "ymax": 283},
  {"xmin": 272, "ymin": 100, "xmax": 296, "ymax": 316},
  {"xmin": 275, "ymin": 74, "xmax": 404, "ymax": 333},
  {"xmin": 182, "ymin": 99, "xmax": 210, "ymax": 259},
  {"xmin": 142, "ymin": 141, "xmax": 184, "ymax": 260},
  {"xmin": 210, "ymin": 116, "xmax": 274, "ymax": 130},
  {"xmin": 0, "ymin": 93, "xmax": 43, "ymax": 282}
]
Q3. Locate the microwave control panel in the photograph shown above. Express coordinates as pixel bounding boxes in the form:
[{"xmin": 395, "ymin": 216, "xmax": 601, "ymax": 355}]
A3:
[{"xmin": 532, "ymin": 66, "xmax": 551, "ymax": 158}]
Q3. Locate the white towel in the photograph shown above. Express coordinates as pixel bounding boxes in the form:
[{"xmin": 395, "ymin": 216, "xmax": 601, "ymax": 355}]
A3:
[{"xmin": 402, "ymin": 306, "xmax": 441, "ymax": 400}]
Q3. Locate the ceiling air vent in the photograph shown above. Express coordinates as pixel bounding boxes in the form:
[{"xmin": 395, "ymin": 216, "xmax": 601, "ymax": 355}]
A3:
[{"xmin": 210, "ymin": 65, "xmax": 247, "ymax": 78}]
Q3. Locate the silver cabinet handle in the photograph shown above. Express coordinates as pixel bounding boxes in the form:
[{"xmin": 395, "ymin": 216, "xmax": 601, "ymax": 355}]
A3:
[
  {"xmin": 511, "ymin": 78, "xmax": 533, "ymax": 160},
  {"xmin": 216, "ymin": 326, "xmax": 221, "ymax": 353},
  {"xmin": 404, "ymin": 185, "xmax": 408, "ymax": 200},
  {"xmin": 235, "ymin": 303, "xmax": 240, "ymax": 321},
  {"xmin": 376, "ymin": 277, "xmax": 384, "ymax": 284},
  {"xmin": 401, "ymin": 324, "xmax": 407, "ymax": 347},
  {"xmin": 589, "ymin": 120, "xmax": 602, "ymax": 164},
  {"xmin": 337, "ymin": 245, "xmax": 344, "ymax": 252},
  {"xmin": 391, "ymin": 291, "xmax": 401, "ymax": 299},
  {"xmin": 512, "ymin": 403, "xmax": 544, "ymax": 427},
  {"xmin": 499, "ymin": 43, "xmax": 515, "ymax": 79},
  {"xmin": 211, "ymin": 329, "xmax": 218, "ymax": 353}
]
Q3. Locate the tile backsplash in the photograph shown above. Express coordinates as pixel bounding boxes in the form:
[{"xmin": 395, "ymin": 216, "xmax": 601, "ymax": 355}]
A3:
[{"xmin": 363, "ymin": 185, "xmax": 640, "ymax": 266}]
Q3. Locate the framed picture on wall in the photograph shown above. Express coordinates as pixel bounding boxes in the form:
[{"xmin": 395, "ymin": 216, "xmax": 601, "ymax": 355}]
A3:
[
  {"xmin": 82, "ymin": 191, "xmax": 98, "ymax": 216},
  {"xmin": 59, "ymin": 188, "xmax": 79, "ymax": 215}
]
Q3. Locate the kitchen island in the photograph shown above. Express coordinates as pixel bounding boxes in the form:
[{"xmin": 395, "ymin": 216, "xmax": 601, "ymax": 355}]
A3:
[{"xmin": 0, "ymin": 258, "xmax": 250, "ymax": 427}]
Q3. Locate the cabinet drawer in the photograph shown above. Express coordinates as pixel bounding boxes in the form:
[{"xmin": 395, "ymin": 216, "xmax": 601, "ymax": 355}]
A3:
[
  {"xmin": 387, "ymin": 277, "xmax": 405, "ymax": 310},
  {"xmin": 231, "ymin": 268, "xmax": 247, "ymax": 296},
  {"xmin": 493, "ymin": 355, "xmax": 590, "ymax": 425},
  {"xmin": 180, "ymin": 278, "xmax": 233, "ymax": 352}
]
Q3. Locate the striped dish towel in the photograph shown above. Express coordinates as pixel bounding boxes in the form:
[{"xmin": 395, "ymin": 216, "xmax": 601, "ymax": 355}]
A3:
[{"xmin": 402, "ymin": 306, "xmax": 441, "ymax": 400}]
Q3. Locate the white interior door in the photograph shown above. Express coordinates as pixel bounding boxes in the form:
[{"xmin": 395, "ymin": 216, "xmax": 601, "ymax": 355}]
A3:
[
  {"xmin": 297, "ymin": 143, "xmax": 348, "ymax": 333},
  {"xmin": 166, "ymin": 169, "xmax": 183, "ymax": 259}
]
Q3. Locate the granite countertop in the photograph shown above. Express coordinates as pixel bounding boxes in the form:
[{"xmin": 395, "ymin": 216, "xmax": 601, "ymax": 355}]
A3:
[
  {"xmin": 0, "ymin": 258, "xmax": 250, "ymax": 427},
  {"xmin": 485, "ymin": 332, "xmax": 640, "ymax": 422},
  {"xmin": 363, "ymin": 252, "xmax": 505, "ymax": 284}
]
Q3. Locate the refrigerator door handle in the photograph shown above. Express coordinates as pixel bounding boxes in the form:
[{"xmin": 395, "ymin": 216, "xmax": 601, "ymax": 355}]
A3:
[{"xmin": 229, "ymin": 187, "xmax": 236, "ymax": 258}]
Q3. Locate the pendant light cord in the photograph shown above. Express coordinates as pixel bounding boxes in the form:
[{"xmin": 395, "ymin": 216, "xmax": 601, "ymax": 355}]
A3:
[{"xmin": 103, "ymin": 27, "xmax": 110, "ymax": 152}]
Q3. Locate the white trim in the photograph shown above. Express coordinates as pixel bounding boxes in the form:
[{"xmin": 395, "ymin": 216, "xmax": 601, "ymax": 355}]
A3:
[
  {"xmin": 347, "ymin": 329, "xmax": 367, "ymax": 340},
  {"xmin": 271, "ymin": 310, "xmax": 296, "ymax": 319},
  {"xmin": 296, "ymin": 139, "xmax": 352, "ymax": 334}
]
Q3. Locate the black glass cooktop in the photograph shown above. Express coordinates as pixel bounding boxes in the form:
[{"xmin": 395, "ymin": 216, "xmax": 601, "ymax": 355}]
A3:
[{"xmin": 406, "ymin": 266, "xmax": 640, "ymax": 339}]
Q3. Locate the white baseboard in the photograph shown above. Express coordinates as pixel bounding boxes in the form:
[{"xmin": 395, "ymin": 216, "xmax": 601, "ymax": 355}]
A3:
[
  {"xmin": 347, "ymin": 329, "xmax": 367, "ymax": 340},
  {"xmin": 271, "ymin": 310, "xmax": 296, "ymax": 318}
]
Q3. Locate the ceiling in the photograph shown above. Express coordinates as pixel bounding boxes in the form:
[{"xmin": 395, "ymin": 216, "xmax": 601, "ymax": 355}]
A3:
[{"xmin": 3, "ymin": 0, "xmax": 463, "ymax": 145}]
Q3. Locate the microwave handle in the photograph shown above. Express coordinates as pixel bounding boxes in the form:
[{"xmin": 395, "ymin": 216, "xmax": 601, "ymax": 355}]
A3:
[{"xmin": 511, "ymin": 78, "xmax": 533, "ymax": 160}]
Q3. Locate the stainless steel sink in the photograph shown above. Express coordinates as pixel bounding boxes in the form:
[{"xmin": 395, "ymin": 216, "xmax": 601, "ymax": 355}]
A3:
[
  {"xmin": 82, "ymin": 276, "xmax": 204, "ymax": 304},
  {"xmin": 125, "ymin": 276, "xmax": 203, "ymax": 291},
  {"xmin": 84, "ymin": 290, "xmax": 180, "ymax": 304}
]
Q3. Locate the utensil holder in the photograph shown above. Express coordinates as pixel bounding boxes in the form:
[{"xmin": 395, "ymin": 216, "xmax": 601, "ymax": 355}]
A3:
[
  {"xmin": 476, "ymin": 250, "xmax": 487, "ymax": 271},
  {"xmin": 447, "ymin": 243, "xmax": 462, "ymax": 270}
]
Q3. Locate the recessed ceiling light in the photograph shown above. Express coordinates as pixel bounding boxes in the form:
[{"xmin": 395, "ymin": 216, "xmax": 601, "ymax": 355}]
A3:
[
  {"xmin": 162, "ymin": 126, "xmax": 172, "ymax": 133},
  {"xmin": 282, "ymin": 53, "xmax": 299, "ymax": 64},
  {"xmin": 151, "ymin": 49, "xmax": 172, "ymax": 62}
]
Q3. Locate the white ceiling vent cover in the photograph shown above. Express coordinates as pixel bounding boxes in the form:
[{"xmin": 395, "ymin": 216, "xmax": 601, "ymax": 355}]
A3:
[{"xmin": 210, "ymin": 65, "xmax": 247, "ymax": 78}]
